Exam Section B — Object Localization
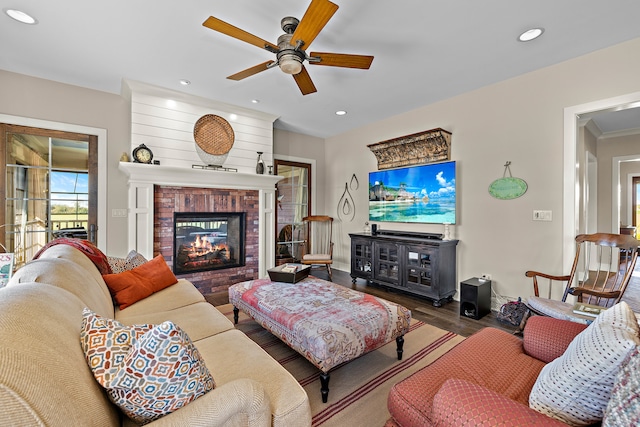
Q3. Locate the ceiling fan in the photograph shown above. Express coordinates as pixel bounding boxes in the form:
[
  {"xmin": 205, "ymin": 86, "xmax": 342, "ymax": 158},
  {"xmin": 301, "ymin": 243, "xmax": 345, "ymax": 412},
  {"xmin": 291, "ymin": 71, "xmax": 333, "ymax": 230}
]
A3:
[{"xmin": 202, "ymin": 0, "xmax": 374, "ymax": 95}]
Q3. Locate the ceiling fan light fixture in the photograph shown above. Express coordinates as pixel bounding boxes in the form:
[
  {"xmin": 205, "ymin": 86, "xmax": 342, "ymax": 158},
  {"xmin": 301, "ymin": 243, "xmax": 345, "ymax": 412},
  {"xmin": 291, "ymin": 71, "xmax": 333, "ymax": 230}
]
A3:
[
  {"xmin": 518, "ymin": 27, "xmax": 544, "ymax": 42},
  {"xmin": 279, "ymin": 55, "xmax": 303, "ymax": 74}
]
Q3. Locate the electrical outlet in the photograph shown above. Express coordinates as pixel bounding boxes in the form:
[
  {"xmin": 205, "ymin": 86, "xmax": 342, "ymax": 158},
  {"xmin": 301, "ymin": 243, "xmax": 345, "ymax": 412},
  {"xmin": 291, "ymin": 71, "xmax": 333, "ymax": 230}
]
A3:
[{"xmin": 481, "ymin": 273, "xmax": 492, "ymax": 281}]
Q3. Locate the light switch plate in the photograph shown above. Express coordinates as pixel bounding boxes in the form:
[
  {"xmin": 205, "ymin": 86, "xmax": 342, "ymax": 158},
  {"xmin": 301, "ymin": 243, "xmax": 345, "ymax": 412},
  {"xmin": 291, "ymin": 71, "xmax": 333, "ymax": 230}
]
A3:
[
  {"xmin": 533, "ymin": 210, "xmax": 552, "ymax": 221},
  {"xmin": 112, "ymin": 208, "xmax": 128, "ymax": 217}
]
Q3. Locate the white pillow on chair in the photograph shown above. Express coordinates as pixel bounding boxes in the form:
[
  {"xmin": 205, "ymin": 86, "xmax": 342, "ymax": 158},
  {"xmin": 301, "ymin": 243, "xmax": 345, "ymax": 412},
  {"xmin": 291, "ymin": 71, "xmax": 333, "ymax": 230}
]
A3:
[{"xmin": 529, "ymin": 301, "xmax": 640, "ymax": 426}]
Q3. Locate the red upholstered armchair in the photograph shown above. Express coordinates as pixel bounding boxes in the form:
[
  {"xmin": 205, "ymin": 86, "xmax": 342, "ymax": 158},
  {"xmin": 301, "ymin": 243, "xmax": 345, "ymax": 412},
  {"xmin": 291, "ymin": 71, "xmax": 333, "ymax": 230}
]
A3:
[{"xmin": 386, "ymin": 317, "xmax": 587, "ymax": 427}]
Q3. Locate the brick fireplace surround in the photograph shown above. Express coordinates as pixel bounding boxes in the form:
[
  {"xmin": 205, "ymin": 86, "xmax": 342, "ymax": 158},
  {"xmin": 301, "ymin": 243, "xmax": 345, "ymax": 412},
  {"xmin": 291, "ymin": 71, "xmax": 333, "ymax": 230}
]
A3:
[
  {"xmin": 155, "ymin": 186, "xmax": 258, "ymax": 293},
  {"xmin": 119, "ymin": 162, "xmax": 281, "ymax": 295}
]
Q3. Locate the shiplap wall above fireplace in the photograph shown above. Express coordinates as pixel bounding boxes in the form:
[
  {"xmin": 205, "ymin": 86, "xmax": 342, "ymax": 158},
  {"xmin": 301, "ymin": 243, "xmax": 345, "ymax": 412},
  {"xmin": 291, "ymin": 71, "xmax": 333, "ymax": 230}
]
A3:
[{"xmin": 121, "ymin": 79, "xmax": 279, "ymax": 173}]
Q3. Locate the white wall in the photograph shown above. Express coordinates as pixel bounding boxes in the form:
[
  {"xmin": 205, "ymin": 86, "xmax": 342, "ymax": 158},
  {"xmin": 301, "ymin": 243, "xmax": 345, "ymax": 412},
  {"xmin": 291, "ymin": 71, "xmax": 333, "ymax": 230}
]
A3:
[
  {"xmin": 273, "ymin": 128, "xmax": 326, "ymax": 215},
  {"xmin": 323, "ymin": 37, "xmax": 640, "ymax": 304}
]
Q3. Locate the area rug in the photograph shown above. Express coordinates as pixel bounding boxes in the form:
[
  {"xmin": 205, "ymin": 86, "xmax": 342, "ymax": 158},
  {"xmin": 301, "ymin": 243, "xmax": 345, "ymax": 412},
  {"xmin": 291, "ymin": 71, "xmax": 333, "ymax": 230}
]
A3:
[{"xmin": 215, "ymin": 304, "xmax": 465, "ymax": 426}]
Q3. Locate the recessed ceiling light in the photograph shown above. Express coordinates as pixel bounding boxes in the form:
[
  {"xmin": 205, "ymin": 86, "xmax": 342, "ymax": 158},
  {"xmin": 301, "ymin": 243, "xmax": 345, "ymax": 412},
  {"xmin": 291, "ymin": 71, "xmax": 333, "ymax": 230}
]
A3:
[
  {"xmin": 518, "ymin": 28, "xmax": 544, "ymax": 42},
  {"xmin": 229, "ymin": 114, "xmax": 238, "ymax": 121},
  {"xmin": 4, "ymin": 8, "xmax": 37, "ymax": 24},
  {"xmin": 251, "ymin": 99, "xmax": 260, "ymax": 104},
  {"xmin": 179, "ymin": 79, "xmax": 191, "ymax": 86},
  {"xmin": 335, "ymin": 110, "xmax": 347, "ymax": 116}
]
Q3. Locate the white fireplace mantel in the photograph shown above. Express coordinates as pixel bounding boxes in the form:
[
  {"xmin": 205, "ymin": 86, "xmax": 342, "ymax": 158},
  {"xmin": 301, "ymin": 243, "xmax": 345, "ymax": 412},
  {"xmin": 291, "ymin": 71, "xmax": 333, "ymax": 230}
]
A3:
[{"xmin": 119, "ymin": 162, "xmax": 282, "ymax": 278}]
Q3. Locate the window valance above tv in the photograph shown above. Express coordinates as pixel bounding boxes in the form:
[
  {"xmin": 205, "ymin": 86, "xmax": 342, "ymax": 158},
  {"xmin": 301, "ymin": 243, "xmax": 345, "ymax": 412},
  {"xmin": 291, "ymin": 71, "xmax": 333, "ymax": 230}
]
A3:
[{"xmin": 367, "ymin": 128, "xmax": 451, "ymax": 170}]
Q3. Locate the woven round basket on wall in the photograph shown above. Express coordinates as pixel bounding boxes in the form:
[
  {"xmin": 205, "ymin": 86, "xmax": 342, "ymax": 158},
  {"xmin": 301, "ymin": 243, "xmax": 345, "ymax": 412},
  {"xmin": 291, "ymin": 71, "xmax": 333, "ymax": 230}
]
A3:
[{"xmin": 193, "ymin": 114, "xmax": 235, "ymax": 166}]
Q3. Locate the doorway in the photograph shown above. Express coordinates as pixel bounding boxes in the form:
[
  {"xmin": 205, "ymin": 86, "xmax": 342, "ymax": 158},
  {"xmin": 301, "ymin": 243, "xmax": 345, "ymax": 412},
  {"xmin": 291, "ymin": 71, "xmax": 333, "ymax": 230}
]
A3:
[
  {"xmin": 632, "ymin": 176, "xmax": 640, "ymax": 228},
  {"xmin": 274, "ymin": 159, "xmax": 311, "ymax": 265},
  {"xmin": 0, "ymin": 123, "xmax": 98, "ymax": 268},
  {"xmin": 564, "ymin": 90, "xmax": 640, "ymax": 271}
]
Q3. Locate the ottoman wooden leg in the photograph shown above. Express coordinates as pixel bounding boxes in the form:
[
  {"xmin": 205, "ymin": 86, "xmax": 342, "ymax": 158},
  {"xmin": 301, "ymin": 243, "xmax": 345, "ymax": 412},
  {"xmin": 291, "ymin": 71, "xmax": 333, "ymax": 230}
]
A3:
[
  {"xmin": 320, "ymin": 372, "xmax": 330, "ymax": 403},
  {"xmin": 396, "ymin": 335, "xmax": 405, "ymax": 360},
  {"xmin": 233, "ymin": 307, "xmax": 239, "ymax": 324}
]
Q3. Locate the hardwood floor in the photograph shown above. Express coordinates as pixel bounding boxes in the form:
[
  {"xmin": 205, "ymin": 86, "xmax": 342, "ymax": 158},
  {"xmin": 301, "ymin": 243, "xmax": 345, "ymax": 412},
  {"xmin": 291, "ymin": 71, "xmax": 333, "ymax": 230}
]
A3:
[{"xmin": 205, "ymin": 269, "xmax": 517, "ymax": 337}]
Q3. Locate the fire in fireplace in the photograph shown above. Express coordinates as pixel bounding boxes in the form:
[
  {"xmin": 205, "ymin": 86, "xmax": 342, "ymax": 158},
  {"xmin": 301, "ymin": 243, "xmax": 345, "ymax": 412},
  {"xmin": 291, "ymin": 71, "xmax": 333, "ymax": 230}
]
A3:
[{"xmin": 173, "ymin": 212, "xmax": 245, "ymax": 274}]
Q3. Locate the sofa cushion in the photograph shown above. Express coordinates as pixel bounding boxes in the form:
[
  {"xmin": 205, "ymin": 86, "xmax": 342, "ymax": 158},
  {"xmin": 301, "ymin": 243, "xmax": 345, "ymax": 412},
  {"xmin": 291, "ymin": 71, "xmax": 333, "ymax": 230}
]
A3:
[
  {"xmin": 387, "ymin": 327, "xmax": 545, "ymax": 427},
  {"xmin": 106, "ymin": 321, "xmax": 215, "ymax": 424},
  {"xmin": 8, "ymin": 257, "xmax": 115, "ymax": 318},
  {"xmin": 107, "ymin": 250, "xmax": 148, "ymax": 274},
  {"xmin": 523, "ymin": 316, "xmax": 587, "ymax": 363},
  {"xmin": 116, "ymin": 279, "xmax": 206, "ymax": 318},
  {"xmin": 117, "ymin": 301, "xmax": 235, "ymax": 341},
  {"xmin": 34, "ymin": 244, "xmax": 115, "ymax": 313},
  {"xmin": 603, "ymin": 346, "xmax": 640, "ymax": 427},
  {"xmin": 103, "ymin": 255, "xmax": 178, "ymax": 309},
  {"xmin": 432, "ymin": 379, "xmax": 568, "ymax": 426},
  {"xmin": 529, "ymin": 301, "xmax": 640, "ymax": 426}
]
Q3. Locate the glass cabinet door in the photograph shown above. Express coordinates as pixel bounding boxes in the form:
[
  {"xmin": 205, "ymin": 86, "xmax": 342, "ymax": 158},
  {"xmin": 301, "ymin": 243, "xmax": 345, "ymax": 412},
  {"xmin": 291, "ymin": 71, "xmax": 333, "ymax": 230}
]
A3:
[
  {"xmin": 351, "ymin": 237, "xmax": 373, "ymax": 278},
  {"xmin": 405, "ymin": 245, "xmax": 436, "ymax": 296},
  {"xmin": 374, "ymin": 242, "xmax": 399, "ymax": 284}
]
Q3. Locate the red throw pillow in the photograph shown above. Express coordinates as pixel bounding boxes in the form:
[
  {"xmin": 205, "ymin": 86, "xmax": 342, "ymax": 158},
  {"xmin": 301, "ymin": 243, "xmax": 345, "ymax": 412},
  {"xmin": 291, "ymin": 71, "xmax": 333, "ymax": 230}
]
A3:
[{"xmin": 103, "ymin": 255, "xmax": 178, "ymax": 309}]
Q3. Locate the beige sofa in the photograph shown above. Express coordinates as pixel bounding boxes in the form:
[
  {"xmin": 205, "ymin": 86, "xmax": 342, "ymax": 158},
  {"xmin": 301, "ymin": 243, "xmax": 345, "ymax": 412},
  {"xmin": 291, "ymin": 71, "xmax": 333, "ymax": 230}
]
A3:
[{"xmin": 0, "ymin": 244, "xmax": 311, "ymax": 426}]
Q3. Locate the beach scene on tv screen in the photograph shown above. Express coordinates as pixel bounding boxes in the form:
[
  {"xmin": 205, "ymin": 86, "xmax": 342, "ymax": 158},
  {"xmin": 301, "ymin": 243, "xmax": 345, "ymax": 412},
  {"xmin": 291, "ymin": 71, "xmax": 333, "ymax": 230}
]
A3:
[{"xmin": 369, "ymin": 161, "xmax": 456, "ymax": 224}]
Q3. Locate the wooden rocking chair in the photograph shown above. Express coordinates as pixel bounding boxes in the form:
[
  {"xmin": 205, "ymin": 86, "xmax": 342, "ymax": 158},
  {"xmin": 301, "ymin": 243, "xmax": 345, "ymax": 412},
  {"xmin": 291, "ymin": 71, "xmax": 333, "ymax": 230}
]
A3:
[{"xmin": 525, "ymin": 232, "xmax": 640, "ymax": 324}]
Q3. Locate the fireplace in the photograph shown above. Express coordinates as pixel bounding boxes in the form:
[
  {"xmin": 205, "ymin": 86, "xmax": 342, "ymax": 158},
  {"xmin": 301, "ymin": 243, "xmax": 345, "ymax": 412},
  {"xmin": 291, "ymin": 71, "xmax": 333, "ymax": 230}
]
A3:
[{"xmin": 173, "ymin": 212, "xmax": 245, "ymax": 274}]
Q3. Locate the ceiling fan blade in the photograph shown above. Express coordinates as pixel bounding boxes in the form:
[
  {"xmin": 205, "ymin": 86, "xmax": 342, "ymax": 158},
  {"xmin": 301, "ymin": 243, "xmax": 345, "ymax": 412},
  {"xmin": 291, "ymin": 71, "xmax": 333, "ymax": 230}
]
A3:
[
  {"xmin": 290, "ymin": 0, "xmax": 338, "ymax": 49},
  {"xmin": 309, "ymin": 52, "xmax": 374, "ymax": 69},
  {"xmin": 293, "ymin": 66, "xmax": 317, "ymax": 95},
  {"xmin": 227, "ymin": 61, "xmax": 274, "ymax": 81},
  {"xmin": 203, "ymin": 16, "xmax": 278, "ymax": 52}
]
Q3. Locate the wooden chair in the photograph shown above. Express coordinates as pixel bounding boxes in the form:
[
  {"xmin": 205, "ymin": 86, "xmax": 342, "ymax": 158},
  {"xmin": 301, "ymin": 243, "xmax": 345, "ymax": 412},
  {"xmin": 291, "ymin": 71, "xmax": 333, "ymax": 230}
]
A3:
[
  {"xmin": 300, "ymin": 215, "xmax": 334, "ymax": 281},
  {"xmin": 525, "ymin": 233, "xmax": 640, "ymax": 324}
]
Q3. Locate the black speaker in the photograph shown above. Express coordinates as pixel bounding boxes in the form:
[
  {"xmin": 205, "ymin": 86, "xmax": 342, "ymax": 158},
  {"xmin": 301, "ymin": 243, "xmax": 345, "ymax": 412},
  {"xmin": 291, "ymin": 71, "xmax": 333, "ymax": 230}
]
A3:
[
  {"xmin": 371, "ymin": 224, "xmax": 377, "ymax": 235},
  {"xmin": 460, "ymin": 278, "xmax": 491, "ymax": 320}
]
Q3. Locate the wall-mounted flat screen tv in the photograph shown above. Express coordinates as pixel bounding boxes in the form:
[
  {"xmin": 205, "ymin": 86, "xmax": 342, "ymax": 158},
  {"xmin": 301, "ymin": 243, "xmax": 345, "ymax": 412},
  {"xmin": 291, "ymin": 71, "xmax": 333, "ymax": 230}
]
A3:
[{"xmin": 369, "ymin": 161, "xmax": 456, "ymax": 224}]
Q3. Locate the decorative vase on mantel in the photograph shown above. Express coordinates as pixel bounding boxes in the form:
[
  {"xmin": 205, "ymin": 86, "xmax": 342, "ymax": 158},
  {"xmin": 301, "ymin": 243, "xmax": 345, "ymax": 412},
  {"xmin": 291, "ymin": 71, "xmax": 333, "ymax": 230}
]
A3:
[{"xmin": 256, "ymin": 152, "xmax": 265, "ymax": 174}]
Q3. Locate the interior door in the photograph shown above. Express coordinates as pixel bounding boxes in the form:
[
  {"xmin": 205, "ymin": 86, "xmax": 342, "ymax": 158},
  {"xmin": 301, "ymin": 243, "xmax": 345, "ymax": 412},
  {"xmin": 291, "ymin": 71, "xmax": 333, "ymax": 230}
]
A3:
[
  {"xmin": 274, "ymin": 160, "xmax": 311, "ymax": 265},
  {"xmin": 0, "ymin": 124, "xmax": 98, "ymax": 268}
]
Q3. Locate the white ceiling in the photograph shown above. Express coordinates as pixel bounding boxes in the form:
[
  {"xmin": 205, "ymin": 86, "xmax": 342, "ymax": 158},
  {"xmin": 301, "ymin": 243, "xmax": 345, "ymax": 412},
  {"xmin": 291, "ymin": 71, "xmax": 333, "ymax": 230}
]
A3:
[{"xmin": 2, "ymin": 0, "xmax": 640, "ymax": 138}]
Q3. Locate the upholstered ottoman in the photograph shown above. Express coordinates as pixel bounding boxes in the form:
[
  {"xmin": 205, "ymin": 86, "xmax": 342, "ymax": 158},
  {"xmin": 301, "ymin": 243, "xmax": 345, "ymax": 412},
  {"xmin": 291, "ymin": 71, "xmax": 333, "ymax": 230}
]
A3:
[{"xmin": 229, "ymin": 276, "xmax": 411, "ymax": 402}]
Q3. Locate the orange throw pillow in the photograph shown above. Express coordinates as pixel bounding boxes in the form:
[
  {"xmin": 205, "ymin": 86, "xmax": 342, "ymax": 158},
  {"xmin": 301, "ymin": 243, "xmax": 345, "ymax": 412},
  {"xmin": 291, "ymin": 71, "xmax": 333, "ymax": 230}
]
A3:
[{"xmin": 103, "ymin": 255, "xmax": 178, "ymax": 309}]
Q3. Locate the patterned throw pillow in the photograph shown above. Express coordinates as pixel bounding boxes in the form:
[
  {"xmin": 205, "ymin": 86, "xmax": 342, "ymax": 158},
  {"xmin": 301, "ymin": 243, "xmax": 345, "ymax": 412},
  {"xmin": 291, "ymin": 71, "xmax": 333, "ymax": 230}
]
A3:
[
  {"xmin": 80, "ymin": 308, "xmax": 154, "ymax": 383},
  {"xmin": 80, "ymin": 309, "xmax": 215, "ymax": 424},
  {"xmin": 529, "ymin": 302, "xmax": 640, "ymax": 426},
  {"xmin": 107, "ymin": 250, "xmax": 149, "ymax": 274},
  {"xmin": 603, "ymin": 346, "xmax": 640, "ymax": 427}
]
